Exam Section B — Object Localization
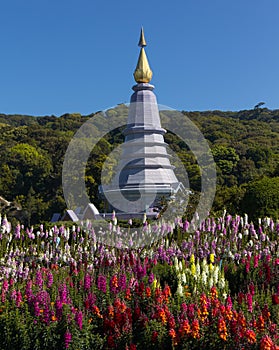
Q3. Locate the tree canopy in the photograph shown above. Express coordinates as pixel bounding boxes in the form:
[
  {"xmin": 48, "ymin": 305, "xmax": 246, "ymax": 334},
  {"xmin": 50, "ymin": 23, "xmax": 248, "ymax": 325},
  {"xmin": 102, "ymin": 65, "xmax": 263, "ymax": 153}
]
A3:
[{"xmin": 1, "ymin": 107, "xmax": 279, "ymax": 224}]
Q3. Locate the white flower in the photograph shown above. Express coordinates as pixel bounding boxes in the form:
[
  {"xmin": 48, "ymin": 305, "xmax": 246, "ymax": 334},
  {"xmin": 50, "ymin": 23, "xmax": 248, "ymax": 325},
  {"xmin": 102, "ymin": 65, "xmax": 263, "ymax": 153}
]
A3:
[
  {"xmin": 203, "ymin": 263, "xmax": 209, "ymax": 275},
  {"xmin": 247, "ymin": 240, "xmax": 253, "ymax": 247},
  {"xmin": 201, "ymin": 271, "xmax": 207, "ymax": 285},
  {"xmin": 218, "ymin": 277, "xmax": 226, "ymax": 289},
  {"xmin": 165, "ymin": 239, "xmax": 169, "ymax": 249},
  {"xmin": 177, "ymin": 283, "xmax": 183, "ymax": 296},
  {"xmin": 178, "ymin": 261, "xmax": 183, "ymax": 272},
  {"xmin": 213, "ymin": 266, "xmax": 219, "ymax": 284},
  {"xmin": 196, "ymin": 261, "xmax": 201, "ymax": 276}
]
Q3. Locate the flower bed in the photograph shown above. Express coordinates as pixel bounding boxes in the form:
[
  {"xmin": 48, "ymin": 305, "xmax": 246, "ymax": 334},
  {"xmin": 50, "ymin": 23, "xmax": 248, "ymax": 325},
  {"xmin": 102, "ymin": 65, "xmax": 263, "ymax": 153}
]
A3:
[{"xmin": 0, "ymin": 214, "xmax": 278, "ymax": 349}]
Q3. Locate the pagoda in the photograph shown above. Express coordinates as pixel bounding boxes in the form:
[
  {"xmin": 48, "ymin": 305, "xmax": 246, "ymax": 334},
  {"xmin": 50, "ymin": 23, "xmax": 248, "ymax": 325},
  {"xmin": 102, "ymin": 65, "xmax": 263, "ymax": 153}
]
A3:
[{"xmin": 100, "ymin": 28, "xmax": 182, "ymax": 215}]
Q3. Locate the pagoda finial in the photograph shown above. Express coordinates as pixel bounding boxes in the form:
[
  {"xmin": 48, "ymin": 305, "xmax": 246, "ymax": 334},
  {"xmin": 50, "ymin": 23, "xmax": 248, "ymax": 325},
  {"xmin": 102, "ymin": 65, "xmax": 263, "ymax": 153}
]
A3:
[
  {"xmin": 138, "ymin": 27, "xmax": 147, "ymax": 47},
  {"xmin": 133, "ymin": 27, "xmax": 153, "ymax": 83}
]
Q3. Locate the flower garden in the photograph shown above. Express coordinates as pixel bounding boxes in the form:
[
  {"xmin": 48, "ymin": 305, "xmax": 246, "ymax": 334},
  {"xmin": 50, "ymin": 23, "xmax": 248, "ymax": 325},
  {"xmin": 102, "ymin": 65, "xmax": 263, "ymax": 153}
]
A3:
[{"xmin": 0, "ymin": 213, "xmax": 278, "ymax": 350}]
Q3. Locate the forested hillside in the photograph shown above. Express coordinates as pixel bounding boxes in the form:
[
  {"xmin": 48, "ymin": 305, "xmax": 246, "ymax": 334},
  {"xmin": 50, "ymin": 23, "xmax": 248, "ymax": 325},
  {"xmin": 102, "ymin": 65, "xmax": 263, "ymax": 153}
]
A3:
[{"xmin": 0, "ymin": 107, "xmax": 279, "ymax": 225}]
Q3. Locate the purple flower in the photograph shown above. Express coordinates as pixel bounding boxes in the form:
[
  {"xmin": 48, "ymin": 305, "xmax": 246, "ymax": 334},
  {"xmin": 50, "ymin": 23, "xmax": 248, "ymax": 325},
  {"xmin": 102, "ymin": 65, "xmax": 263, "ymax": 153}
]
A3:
[
  {"xmin": 25, "ymin": 280, "xmax": 33, "ymax": 302},
  {"xmin": 34, "ymin": 301, "xmax": 40, "ymax": 317},
  {"xmin": 46, "ymin": 272, "xmax": 53, "ymax": 288},
  {"xmin": 35, "ymin": 270, "xmax": 43, "ymax": 289},
  {"xmin": 55, "ymin": 299, "xmax": 63, "ymax": 319},
  {"xmin": 183, "ymin": 220, "xmax": 189, "ymax": 232},
  {"xmin": 148, "ymin": 273, "xmax": 154, "ymax": 285},
  {"xmin": 97, "ymin": 275, "xmax": 107, "ymax": 293},
  {"xmin": 59, "ymin": 283, "xmax": 68, "ymax": 303},
  {"xmin": 84, "ymin": 274, "xmax": 91, "ymax": 290},
  {"xmin": 14, "ymin": 224, "xmax": 21, "ymax": 239},
  {"xmin": 75, "ymin": 310, "xmax": 83, "ymax": 330},
  {"xmin": 118, "ymin": 274, "xmax": 127, "ymax": 291}
]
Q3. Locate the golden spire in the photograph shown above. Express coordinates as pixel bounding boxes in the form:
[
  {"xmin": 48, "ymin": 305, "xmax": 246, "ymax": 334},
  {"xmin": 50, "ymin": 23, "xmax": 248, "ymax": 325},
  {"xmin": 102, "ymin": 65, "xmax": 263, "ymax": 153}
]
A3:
[
  {"xmin": 138, "ymin": 27, "xmax": 147, "ymax": 47},
  {"xmin": 133, "ymin": 27, "xmax": 153, "ymax": 83}
]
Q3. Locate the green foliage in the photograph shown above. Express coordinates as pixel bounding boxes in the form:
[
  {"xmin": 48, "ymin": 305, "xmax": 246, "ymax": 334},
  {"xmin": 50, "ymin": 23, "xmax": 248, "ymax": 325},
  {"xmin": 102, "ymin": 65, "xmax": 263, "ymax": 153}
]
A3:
[
  {"xmin": 241, "ymin": 176, "xmax": 279, "ymax": 221},
  {"xmin": 0, "ymin": 108, "xmax": 279, "ymax": 223},
  {"xmin": 152, "ymin": 263, "xmax": 178, "ymax": 295}
]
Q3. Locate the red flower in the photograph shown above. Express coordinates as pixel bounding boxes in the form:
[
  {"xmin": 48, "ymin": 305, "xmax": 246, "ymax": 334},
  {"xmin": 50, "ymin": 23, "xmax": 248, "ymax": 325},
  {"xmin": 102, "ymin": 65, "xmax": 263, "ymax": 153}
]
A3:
[
  {"xmin": 134, "ymin": 306, "xmax": 141, "ymax": 321},
  {"xmin": 152, "ymin": 331, "xmax": 158, "ymax": 343},
  {"xmin": 260, "ymin": 335, "xmax": 274, "ymax": 350},
  {"xmin": 272, "ymin": 294, "xmax": 279, "ymax": 305},
  {"xmin": 107, "ymin": 335, "xmax": 115, "ymax": 348},
  {"xmin": 168, "ymin": 315, "xmax": 176, "ymax": 328}
]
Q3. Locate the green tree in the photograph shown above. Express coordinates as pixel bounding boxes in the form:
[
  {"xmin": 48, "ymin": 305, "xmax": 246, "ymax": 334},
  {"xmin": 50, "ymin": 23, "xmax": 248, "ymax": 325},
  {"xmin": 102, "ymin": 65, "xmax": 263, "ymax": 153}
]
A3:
[
  {"xmin": 240, "ymin": 176, "xmax": 279, "ymax": 220},
  {"xmin": 6, "ymin": 143, "xmax": 52, "ymax": 196},
  {"xmin": 212, "ymin": 145, "xmax": 239, "ymax": 175}
]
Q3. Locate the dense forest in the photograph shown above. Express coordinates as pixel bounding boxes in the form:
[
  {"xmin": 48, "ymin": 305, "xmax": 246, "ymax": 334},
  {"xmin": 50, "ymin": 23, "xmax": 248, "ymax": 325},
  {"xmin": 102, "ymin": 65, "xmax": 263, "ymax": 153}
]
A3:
[{"xmin": 0, "ymin": 107, "xmax": 279, "ymax": 225}]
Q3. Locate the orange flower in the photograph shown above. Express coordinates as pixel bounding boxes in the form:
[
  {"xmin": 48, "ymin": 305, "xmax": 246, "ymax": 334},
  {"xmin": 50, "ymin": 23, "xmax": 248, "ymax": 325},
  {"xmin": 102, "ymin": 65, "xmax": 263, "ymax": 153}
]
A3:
[
  {"xmin": 224, "ymin": 306, "xmax": 233, "ymax": 321},
  {"xmin": 108, "ymin": 305, "xmax": 114, "ymax": 318},
  {"xmin": 145, "ymin": 286, "xmax": 151, "ymax": 298},
  {"xmin": 191, "ymin": 319, "xmax": 200, "ymax": 339},
  {"xmin": 210, "ymin": 286, "xmax": 218, "ymax": 299},
  {"xmin": 245, "ymin": 329, "xmax": 256, "ymax": 344},
  {"xmin": 92, "ymin": 305, "xmax": 103, "ymax": 318},
  {"xmin": 238, "ymin": 313, "xmax": 246, "ymax": 329},
  {"xmin": 51, "ymin": 315, "xmax": 57, "ymax": 322},
  {"xmin": 257, "ymin": 315, "xmax": 265, "ymax": 332},
  {"xmin": 169, "ymin": 328, "xmax": 178, "ymax": 346},
  {"xmin": 169, "ymin": 328, "xmax": 176, "ymax": 338},
  {"xmin": 158, "ymin": 308, "xmax": 167, "ymax": 325},
  {"xmin": 218, "ymin": 317, "xmax": 227, "ymax": 341},
  {"xmin": 119, "ymin": 302, "xmax": 127, "ymax": 313},
  {"xmin": 262, "ymin": 305, "xmax": 271, "ymax": 321},
  {"xmin": 184, "ymin": 285, "xmax": 191, "ymax": 298},
  {"xmin": 125, "ymin": 288, "xmax": 132, "ymax": 300},
  {"xmin": 163, "ymin": 285, "xmax": 171, "ymax": 297},
  {"xmin": 180, "ymin": 319, "xmax": 191, "ymax": 336}
]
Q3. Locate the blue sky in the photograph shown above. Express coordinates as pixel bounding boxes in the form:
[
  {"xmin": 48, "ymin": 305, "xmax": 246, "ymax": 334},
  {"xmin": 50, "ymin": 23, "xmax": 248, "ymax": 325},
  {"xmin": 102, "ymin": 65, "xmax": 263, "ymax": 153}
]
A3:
[{"xmin": 0, "ymin": 0, "xmax": 278, "ymax": 116}]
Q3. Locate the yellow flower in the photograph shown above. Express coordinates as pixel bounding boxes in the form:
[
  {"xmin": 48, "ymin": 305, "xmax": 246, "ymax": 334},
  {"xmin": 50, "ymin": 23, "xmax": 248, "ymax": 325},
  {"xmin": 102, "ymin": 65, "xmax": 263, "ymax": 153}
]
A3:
[
  {"xmin": 191, "ymin": 263, "xmax": 196, "ymax": 276},
  {"xmin": 209, "ymin": 253, "xmax": 214, "ymax": 263},
  {"xmin": 190, "ymin": 254, "xmax": 195, "ymax": 264}
]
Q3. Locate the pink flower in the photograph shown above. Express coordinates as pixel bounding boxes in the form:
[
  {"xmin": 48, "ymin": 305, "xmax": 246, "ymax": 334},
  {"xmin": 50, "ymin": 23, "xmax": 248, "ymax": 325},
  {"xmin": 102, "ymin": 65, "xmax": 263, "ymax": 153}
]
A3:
[
  {"xmin": 253, "ymin": 255, "xmax": 259, "ymax": 268},
  {"xmin": 246, "ymin": 293, "xmax": 253, "ymax": 312},
  {"xmin": 75, "ymin": 310, "xmax": 83, "ymax": 330},
  {"xmin": 64, "ymin": 330, "xmax": 72, "ymax": 349}
]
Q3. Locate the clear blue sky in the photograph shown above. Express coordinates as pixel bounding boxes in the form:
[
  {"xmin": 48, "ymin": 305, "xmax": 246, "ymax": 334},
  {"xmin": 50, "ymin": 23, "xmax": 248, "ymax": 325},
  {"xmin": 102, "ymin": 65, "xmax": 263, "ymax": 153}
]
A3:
[{"xmin": 1, "ymin": 0, "xmax": 278, "ymax": 116}]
